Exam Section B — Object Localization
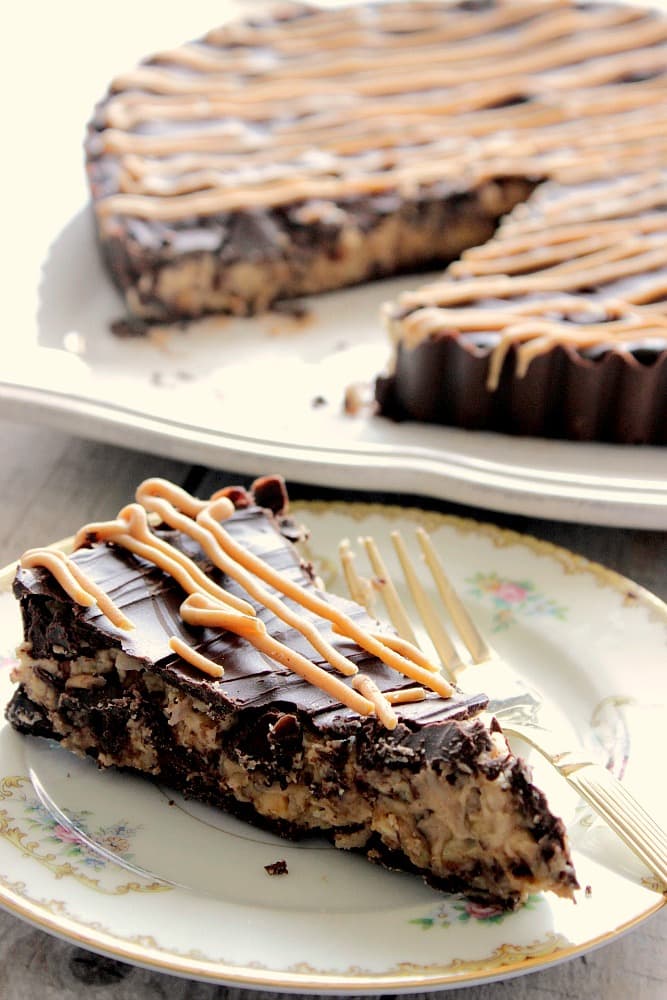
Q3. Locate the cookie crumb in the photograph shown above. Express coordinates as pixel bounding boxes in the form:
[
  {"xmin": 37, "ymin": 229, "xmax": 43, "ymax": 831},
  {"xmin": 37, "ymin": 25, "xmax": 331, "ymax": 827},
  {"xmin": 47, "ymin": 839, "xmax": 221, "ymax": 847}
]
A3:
[
  {"xmin": 264, "ymin": 859, "xmax": 289, "ymax": 876},
  {"xmin": 110, "ymin": 316, "xmax": 150, "ymax": 338},
  {"xmin": 585, "ymin": 884, "xmax": 592, "ymax": 897}
]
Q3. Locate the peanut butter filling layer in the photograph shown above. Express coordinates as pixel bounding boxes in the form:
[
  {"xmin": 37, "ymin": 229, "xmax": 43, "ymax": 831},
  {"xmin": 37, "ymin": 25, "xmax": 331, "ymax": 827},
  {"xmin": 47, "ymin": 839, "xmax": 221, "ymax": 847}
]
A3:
[{"xmin": 10, "ymin": 645, "xmax": 575, "ymax": 905}]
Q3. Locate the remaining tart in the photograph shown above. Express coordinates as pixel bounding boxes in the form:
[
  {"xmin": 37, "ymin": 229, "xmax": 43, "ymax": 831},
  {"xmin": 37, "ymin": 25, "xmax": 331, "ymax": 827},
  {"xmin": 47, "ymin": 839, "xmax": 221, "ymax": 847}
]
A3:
[
  {"xmin": 85, "ymin": 0, "xmax": 667, "ymax": 443},
  {"xmin": 6, "ymin": 475, "xmax": 577, "ymax": 909}
]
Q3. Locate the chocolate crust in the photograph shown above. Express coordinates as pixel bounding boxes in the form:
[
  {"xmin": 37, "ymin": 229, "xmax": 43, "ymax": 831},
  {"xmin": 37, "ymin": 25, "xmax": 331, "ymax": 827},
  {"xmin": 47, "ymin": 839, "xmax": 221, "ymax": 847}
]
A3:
[{"xmin": 376, "ymin": 333, "xmax": 667, "ymax": 444}]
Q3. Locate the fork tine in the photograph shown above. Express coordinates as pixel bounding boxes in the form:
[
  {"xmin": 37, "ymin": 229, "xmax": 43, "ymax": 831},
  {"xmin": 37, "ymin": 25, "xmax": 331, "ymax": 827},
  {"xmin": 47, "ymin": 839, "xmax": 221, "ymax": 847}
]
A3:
[
  {"xmin": 416, "ymin": 527, "xmax": 491, "ymax": 664},
  {"xmin": 339, "ymin": 538, "xmax": 374, "ymax": 611},
  {"xmin": 390, "ymin": 530, "xmax": 464, "ymax": 678},
  {"xmin": 358, "ymin": 535, "xmax": 419, "ymax": 647}
]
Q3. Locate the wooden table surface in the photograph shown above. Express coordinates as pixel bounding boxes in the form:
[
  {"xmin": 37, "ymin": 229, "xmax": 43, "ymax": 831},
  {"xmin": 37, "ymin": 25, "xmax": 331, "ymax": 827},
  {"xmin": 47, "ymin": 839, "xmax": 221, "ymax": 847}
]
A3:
[{"xmin": 0, "ymin": 417, "xmax": 665, "ymax": 1000}]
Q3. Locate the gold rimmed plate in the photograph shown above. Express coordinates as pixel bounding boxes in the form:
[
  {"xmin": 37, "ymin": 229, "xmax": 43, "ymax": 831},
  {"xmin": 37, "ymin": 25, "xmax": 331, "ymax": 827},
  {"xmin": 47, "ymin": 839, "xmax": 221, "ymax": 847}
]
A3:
[{"xmin": 0, "ymin": 501, "xmax": 664, "ymax": 991}]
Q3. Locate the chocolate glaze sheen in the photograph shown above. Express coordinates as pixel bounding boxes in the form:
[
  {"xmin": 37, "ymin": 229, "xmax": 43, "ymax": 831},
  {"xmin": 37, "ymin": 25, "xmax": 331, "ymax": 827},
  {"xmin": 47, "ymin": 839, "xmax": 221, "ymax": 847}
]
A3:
[{"xmin": 13, "ymin": 503, "xmax": 488, "ymax": 740}]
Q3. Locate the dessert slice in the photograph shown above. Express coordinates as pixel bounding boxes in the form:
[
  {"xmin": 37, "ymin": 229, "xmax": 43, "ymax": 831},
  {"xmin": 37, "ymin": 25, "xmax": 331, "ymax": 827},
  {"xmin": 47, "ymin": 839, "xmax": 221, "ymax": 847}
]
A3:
[{"xmin": 6, "ymin": 475, "xmax": 578, "ymax": 909}]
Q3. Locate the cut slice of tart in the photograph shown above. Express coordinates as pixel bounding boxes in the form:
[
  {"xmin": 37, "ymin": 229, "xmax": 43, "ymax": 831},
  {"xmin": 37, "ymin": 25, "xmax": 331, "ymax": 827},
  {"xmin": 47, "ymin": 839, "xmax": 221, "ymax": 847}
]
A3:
[{"xmin": 6, "ymin": 475, "xmax": 578, "ymax": 909}]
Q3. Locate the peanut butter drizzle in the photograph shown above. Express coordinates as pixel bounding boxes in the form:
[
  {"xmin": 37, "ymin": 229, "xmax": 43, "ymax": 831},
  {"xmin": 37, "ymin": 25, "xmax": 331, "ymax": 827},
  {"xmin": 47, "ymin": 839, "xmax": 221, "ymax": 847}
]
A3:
[
  {"xmin": 139, "ymin": 491, "xmax": 362, "ymax": 679},
  {"xmin": 401, "ymin": 303, "xmax": 667, "ymax": 390},
  {"xmin": 367, "ymin": 631, "xmax": 440, "ymax": 674},
  {"xmin": 115, "ymin": 4, "xmax": 644, "ymax": 99},
  {"xmin": 401, "ymin": 246, "xmax": 667, "ymax": 309},
  {"xmin": 93, "ymin": 1, "xmax": 667, "ymax": 213},
  {"xmin": 88, "ymin": 0, "xmax": 667, "ymax": 372},
  {"xmin": 176, "ymin": 592, "xmax": 374, "ymax": 714},
  {"xmin": 74, "ymin": 504, "xmax": 257, "ymax": 618},
  {"xmin": 454, "ymin": 213, "xmax": 667, "ymax": 265},
  {"xmin": 395, "ymin": 144, "xmax": 667, "ymax": 369},
  {"xmin": 385, "ymin": 687, "xmax": 426, "ymax": 705},
  {"xmin": 352, "ymin": 675, "xmax": 397, "ymax": 730},
  {"xmin": 167, "ymin": 635, "xmax": 224, "ymax": 679},
  {"xmin": 19, "ymin": 548, "xmax": 134, "ymax": 631},
  {"xmin": 22, "ymin": 479, "xmax": 456, "ymax": 726}
]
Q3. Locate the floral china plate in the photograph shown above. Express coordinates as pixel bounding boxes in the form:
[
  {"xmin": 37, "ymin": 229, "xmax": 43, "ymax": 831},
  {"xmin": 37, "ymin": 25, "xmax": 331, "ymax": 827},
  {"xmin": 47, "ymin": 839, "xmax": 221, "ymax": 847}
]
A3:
[{"xmin": 0, "ymin": 501, "xmax": 665, "ymax": 992}]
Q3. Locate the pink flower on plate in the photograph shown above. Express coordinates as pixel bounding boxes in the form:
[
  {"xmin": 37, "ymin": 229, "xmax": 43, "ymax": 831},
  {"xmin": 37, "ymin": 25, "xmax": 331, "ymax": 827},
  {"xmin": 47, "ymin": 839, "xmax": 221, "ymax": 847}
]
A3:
[
  {"xmin": 52, "ymin": 823, "xmax": 86, "ymax": 846},
  {"xmin": 494, "ymin": 582, "xmax": 528, "ymax": 604},
  {"xmin": 464, "ymin": 901, "xmax": 505, "ymax": 920}
]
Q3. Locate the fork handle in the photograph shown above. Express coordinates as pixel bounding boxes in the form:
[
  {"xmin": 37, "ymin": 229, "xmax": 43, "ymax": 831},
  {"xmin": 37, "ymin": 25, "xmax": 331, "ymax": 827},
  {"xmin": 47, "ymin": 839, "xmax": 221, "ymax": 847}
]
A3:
[
  {"xmin": 504, "ymin": 722, "xmax": 667, "ymax": 888},
  {"xmin": 567, "ymin": 763, "xmax": 667, "ymax": 888}
]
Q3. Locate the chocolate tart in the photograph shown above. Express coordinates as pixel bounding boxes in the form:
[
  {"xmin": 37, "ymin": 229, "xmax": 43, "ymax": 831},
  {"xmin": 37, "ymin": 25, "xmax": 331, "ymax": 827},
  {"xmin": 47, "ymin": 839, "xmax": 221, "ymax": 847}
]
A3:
[
  {"xmin": 6, "ymin": 476, "xmax": 577, "ymax": 909},
  {"xmin": 85, "ymin": 0, "xmax": 667, "ymax": 443}
]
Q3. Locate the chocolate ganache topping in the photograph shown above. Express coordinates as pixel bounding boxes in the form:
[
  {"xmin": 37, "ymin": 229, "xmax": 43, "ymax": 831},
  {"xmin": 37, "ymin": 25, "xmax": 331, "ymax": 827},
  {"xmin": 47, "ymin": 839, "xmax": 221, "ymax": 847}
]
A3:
[{"xmin": 14, "ymin": 480, "xmax": 487, "ymax": 737}]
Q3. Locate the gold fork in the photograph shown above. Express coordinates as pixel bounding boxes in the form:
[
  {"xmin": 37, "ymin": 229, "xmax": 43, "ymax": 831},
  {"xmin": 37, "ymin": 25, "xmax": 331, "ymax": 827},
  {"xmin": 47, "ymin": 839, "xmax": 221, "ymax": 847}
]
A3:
[{"xmin": 339, "ymin": 527, "xmax": 667, "ymax": 891}]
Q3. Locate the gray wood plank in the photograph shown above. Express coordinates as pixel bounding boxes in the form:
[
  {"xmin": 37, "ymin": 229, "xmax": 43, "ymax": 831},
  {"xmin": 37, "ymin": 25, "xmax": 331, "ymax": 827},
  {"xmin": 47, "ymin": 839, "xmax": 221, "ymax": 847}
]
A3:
[
  {"xmin": 1, "ymin": 907, "xmax": 665, "ymax": 999},
  {"xmin": 0, "ymin": 421, "xmax": 192, "ymax": 564}
]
